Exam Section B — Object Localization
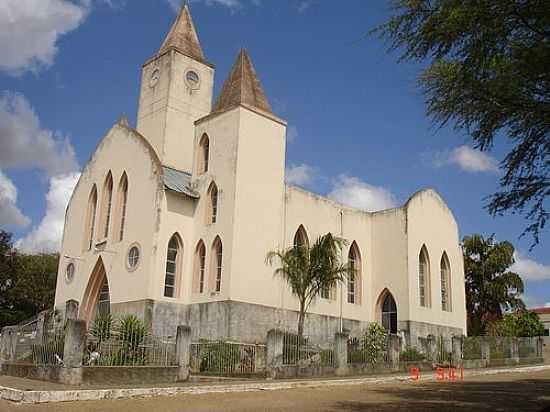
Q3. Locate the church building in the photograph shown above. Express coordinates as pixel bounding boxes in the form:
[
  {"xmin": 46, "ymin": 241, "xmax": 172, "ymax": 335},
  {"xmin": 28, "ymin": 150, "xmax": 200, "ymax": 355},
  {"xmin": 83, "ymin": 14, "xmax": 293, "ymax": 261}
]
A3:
[{"xmin": 54, "ymin": 6, "xmax": 467, "ymax": 345}]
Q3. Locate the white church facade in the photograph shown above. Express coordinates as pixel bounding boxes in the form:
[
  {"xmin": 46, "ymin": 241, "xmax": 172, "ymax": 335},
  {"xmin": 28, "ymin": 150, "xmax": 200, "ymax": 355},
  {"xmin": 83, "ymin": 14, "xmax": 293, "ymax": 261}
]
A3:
[{"xmin": 54, "ymin": 6, "xmax": 467, "ymax": 345}]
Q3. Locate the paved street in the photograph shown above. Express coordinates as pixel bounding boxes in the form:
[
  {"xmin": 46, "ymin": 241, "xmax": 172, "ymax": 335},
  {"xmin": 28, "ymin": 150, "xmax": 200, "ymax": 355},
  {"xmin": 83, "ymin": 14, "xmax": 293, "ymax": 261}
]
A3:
[{"xmin": 2, "ymin": 368, "xmax": 550, "ymax": 411}]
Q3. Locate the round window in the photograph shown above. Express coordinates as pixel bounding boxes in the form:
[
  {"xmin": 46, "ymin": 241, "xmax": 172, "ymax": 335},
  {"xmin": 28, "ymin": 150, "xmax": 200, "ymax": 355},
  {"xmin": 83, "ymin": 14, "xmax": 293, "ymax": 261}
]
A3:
[
  {"xmin": 66, "ymin": 262, "xmax": 75, "ymax": 282},
  {"xmin": 185, "ymin": 70, "xmax": 200, "ymax": 89},
  {"xmin": 127, "ymin": 246, "xmax": 140, "ymax": 270}
]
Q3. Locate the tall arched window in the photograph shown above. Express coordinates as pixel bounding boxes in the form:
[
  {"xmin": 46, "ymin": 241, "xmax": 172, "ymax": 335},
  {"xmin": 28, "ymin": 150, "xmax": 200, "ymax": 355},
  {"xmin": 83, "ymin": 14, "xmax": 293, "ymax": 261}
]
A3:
[
  {"xmin": 193, "ymin": 240, "xmax": 206, "ymax": 294},
  {"xmin": 210, "ymin": 236, "xmax": 223, "ymax": 293},
  {"xmin": 84, "ymin": 185, "xmax": 98, "ymax": 251},
  {"xmin": 293, "ymin": 225, "xmax": 309, "ymax": 249},
  {"xmin": 381, "ymin": 292, "xmax": 397, "ymax": 334},
  {"xmin": 116, "ymin": 173, "xmax": 128, "ymax": 242},
  {"xmin": 207, "ymin": 182, "xmax": 218, "ymax": 224},
  {"xmin": 419, "ymin": 245, "xmax": 431, "ymax": 307},
  {"xmin": 99, "ymin": 172, "xmax": 113, "ymax": 240},
  {"xmin": 198, "ymin": 134, "xmax": 209, "ymax": 173},
  {"xmin": 440, "ymin": 252, "xmax": 452, "ymax": 312},
  {"xmin": 348, "ymin": 242, "xmax": 362, "ymax": 304},
  {"xmin": 164, "ymin": 234, "xmax": 182, "ymax": 298}
]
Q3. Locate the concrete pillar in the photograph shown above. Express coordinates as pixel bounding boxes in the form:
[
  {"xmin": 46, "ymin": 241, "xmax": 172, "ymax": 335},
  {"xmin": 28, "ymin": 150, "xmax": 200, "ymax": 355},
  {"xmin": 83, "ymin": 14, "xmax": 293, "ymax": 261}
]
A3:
[
  {"xmin": 481, "ymin": 337, "xmax": 491, "ymax": 367},
  {"xmin": 0, "ymin": 326, "xmax": 18, "ymax": 363},
  {"xmin": 510, "ymin": 337, "xmax": 520, "ymax": 364},
  {"xmin": 176, "ymin": 325, "xmax": 191, "ymax": 382},
  {"xmin": 452, "ymin": 335, "xmax": 463, "ymax": 366},
  {"xmin": 35, "ymin": 310, "xmax": 51, "ymax": 343},
  {"xmin": 266, "ymin": 329, "xmax": 284, "ymax": 379},
  {"xmin": 427, "ymin": 335, "xmax": 437, "ymax": 363},
  {"xmin": 537, "ymin": 337, "xmax": 544, "ymax": 358},
  {"xmin": 387, "ymin": 335, "xmax": 401, "ymax": 370},
  {"xmin": 60, "ymin": 319, "xmax": 86, "ymax": 385},
  {"xmin": 65, "ymin": 300, "xmax": 79, "ymax": 323},
  {"xmin": 334, "ymin": 332, "xmax": 349, "ymax": 376}
]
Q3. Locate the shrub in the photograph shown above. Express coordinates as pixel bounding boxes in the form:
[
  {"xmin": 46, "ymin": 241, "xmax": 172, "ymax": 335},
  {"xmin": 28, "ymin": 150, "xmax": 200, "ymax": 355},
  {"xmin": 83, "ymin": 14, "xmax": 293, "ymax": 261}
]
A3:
[
  {"xmin": 199, "ymin": 342, "xmax": 241, "ymax": 372},
  {"xmin": 361, "ymin": 323, "xmax": 388, "ymax": 366},
  {"xmin": 400, "ymin": 346, "xmax": 426, "ymax": 362}
]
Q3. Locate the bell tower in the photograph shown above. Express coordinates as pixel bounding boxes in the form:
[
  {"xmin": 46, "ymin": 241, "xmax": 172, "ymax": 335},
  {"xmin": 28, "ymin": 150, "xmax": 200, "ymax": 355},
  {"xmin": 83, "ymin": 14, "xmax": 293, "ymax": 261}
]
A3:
[{"xmin": 136, "ymin": 5, "xmax": 214, "ymax": 172}]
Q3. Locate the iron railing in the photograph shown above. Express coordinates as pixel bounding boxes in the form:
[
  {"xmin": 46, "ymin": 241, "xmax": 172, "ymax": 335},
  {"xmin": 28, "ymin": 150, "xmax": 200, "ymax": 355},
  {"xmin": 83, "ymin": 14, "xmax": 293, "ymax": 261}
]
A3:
[
  {"xmin": 282, "ymin": 333, "xmax": 334, "ymax": 367},
  {"xmin": 190, "ymin": 341, "xmax": 266, "ymax": 374},
  {"xmin": 347, "ymin": 335, "xmax": 389, "ymax": 365}
]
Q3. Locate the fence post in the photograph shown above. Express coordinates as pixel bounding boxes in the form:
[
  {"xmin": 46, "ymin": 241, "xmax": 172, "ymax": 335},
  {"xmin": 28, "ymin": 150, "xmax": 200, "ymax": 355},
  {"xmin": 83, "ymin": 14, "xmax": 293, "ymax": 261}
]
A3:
[
  {"xmin": 537, "ymin": 337, "xmax": 544, "ymax": 359},
  {"xmin": 65, "ymin": 300, "xmax": 79, "ymax": 323},
  {"xmin": 0, "ymin": 326, "xmax": 18, "ymax": 364},
  {"xmin": 510, "ymin": 337, "xmax": 520, "ymax": 364},
  {"xmin": 176, "ymin": 325, "xmax": 191, "ymax": 382},
  {"xmin": 427, "ymin": 335, "xmax": 437, "ymax": 363},
  {"xmin": 35, "ymin": 310, "xmax": 51, "ymax": 343},
  {"xmin": 334, "ymin": 332, "xmax": 349, "ymax": 376},
  {"xmin": 481, "ymin": 337, "xmax": 491, "ymax": 367},
  {"xmin": 266, "ymin": 329, "xmax": 284, "ymax": 379},
  {"xmin": 60, "ymin": 319, "xmax": 86, "ymax": 385},
  {"xmin": 388, "ymin": 334, "xmax": 401, "ymax": 371},
  {"xmin": 452, "ymin": 335, "xmax": 463, "ymax": 366}
]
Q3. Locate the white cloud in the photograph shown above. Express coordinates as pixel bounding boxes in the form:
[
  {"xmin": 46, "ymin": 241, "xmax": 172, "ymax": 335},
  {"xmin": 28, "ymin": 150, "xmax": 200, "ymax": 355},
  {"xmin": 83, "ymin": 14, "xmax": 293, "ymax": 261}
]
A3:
[
  {"xmin": 511, "ymin": 251, "xmax": 550, "ymax": 281},
  {"xmin": 297, "ymin": 1, "xmax": 312, "ymax": 13},
  {"xmin": 545, "ymin": 302, "xmax": 550, "ymax": 308},
  {"xmin": 0, "ymin": 170, "xmax": 31, "ymax": 227},
  {"xmin": 16, "ymin": 172, "xmax": 80, "ymax": 253},
  {"xmin": 327, "ymin": 175, "xmax": 396, "ymax": 212},
  {"xmin": 433, "ymin": 145, "xmax": 499, "ymax": 173},
  {"xmin": 168, "ymin": 0, "xmax": 242, "ymax": 12},
  {"xmin": 0, "ymin": 92, "xmax": 78, "ymax": 176},
  {"xmin": 0, "ymin": 0, "xmax": 89, "ymax": 75},
  {"xmin": 285, "ymin": 164, "xmax": 314, "ymax": 187},
  {"xmin": 286, "ymin": 126, "xmax": 298, "ymax": 143}
]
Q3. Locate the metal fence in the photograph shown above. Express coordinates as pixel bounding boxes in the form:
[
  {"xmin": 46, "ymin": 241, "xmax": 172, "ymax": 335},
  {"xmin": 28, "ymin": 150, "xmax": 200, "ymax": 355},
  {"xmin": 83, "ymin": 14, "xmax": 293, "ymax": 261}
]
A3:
[
  {"xmin": 190, "ymin": 341, "xmax": 266, "ymax": 374},
  {"xmin": 31, "ymin": 334, "xmax": 65, "ymax": 365},
  {"xmin": 282, "ymin": 333, "xmax": 334, "ymax": 367},
  {"xmin": 347, "ymin": 335, "xmax": 389, "ymax": 365},
  {"xmin": 518, "ymin": 337, "xmax": 540, "ymax": 360},
  {"xmin": 462, "ymin": 336, "xmax": 483, "ymax": 360},
  {"xmin": 83, "ymin": 333, "xmax": 176, "ymax": 366}
]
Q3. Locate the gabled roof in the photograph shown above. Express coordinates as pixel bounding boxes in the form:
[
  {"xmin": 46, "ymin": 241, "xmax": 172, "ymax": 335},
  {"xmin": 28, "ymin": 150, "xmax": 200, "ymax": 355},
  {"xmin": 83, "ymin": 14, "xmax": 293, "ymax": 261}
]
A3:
[
  {"xmin": 531, "ymin": 307, "xmax": 550, "ymax": 315},
  {"xmin": 213, "ymin": 49, "xmax": 273, "ymax": 115},
  {"xmin": 162, "ymin": 166, "xmax": 199, "ymax": 199},
  {"xmin": 159, "ymin": 4, "xmax": 206, "ymax": 64}
]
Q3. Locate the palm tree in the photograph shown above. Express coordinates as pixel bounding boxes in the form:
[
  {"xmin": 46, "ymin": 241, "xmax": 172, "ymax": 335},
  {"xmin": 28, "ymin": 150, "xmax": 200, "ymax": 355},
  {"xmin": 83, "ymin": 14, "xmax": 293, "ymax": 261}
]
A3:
[{"xmin": 266, "ymin": 233, "xmax": 349, "ymax": 338}]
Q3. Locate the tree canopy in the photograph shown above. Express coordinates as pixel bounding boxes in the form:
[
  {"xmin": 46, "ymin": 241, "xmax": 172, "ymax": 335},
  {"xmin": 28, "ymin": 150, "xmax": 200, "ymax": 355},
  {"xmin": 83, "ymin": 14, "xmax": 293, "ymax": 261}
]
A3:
[
  {"xmin": 488, "ymin": 311, "xmax": 545, "ymax": 337},
  {"xmin": 375, "ymin": 0, "xmax": 550, "ymax": 245}
]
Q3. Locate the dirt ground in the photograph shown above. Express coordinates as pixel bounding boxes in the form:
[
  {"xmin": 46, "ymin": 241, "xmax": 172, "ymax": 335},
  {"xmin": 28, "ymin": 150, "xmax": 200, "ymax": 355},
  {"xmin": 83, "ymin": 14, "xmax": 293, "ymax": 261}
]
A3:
[{"xmin": 2, "ymin": 368, "xmax": 550, "ymax": 412}]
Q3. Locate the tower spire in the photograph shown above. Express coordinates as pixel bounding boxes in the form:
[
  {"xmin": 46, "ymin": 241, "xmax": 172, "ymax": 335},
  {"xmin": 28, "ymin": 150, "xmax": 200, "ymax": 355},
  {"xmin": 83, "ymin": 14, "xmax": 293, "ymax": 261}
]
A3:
[
  {"xmin": 159, "ymin": 4, "xmax": 206, "ymax": 62},
  {"xmin": 213, "ymin": 49, "xmax": 273, "ymax": 115}
]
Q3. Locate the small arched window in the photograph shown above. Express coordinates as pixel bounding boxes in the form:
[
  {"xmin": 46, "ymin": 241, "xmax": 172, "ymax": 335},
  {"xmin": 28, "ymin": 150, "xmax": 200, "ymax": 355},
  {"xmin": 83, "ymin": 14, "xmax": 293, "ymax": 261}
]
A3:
[
  {"xmin": 164, "ymin": 234, "xmax": 182, "ymax": 298},
  {"xmin": 347, "ymin": 242, "xmax": 362, "ymax": 304},
  {"xmin": 381, "ymin": 292, "xmax": 397, "ymax": 334},
  {"xmin": 207, "ymin": 182, "xmax": 218, "ymax": 224},
  {"xmin": 99, "ymin": 172, "xmax": 113, "ymax": 240},
  {"xmin": 293, "ymin": 225, "xmax": 309, "ymax": 249},
  {"xmin": 84, "ymin": 185, "xmax": 98, "ymax": 251},
  {"xmin": 193, "ymin": 240, "xmax": 206, "ymax": 294},
  {"xmin": 419, "ymin": 245, "xmax": 431, "ymax": 307},
  {"xmin": 116, "ymin": 173, "xmax": 128, "ymax": 242},
  {"xmin": 199, "ymin": 134, "xmax": 210, "ymax": 173},
  {"xmin": 210, "ymin": 236, "xmax": 223, "ymax": 293},
  {"xmin": 440, "ymin": 252, "xmax": 452, "ymax": 312}
]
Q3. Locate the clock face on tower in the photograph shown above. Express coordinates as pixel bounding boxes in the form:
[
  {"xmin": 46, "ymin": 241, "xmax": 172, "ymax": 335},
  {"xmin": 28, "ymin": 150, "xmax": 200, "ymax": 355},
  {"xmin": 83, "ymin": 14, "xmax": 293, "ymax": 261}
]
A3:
[
  {"xmin": 149, "ymin": 69, "xmax": 160, "ymax": 87},
  {"xmin": 185, "ymin": 70, "xmax": 200, "ymax": 89}
]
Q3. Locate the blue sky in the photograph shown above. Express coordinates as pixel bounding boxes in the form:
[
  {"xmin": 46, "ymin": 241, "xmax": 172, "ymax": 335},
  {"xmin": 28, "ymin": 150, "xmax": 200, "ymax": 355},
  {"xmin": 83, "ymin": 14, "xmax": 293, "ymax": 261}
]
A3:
[{"xmin": 0, "ymin": 0, "xmax": 548, "ymax": 307}]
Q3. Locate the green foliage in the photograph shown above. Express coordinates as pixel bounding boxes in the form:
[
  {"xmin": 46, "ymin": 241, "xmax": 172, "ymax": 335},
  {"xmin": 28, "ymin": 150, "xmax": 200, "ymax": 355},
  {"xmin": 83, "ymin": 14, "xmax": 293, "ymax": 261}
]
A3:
[
  {"xmin": 199, "ymin": 343, "xmax": 241, "ymax": 372},
  {"xmin": 90, "ymin": 313, "xmax": 114, "ymax": 343},
  {"xmin": 361, "ymin": 323, "xmax": 388, "ymax": 366},
  {"xmin": 463, "ymin": 234, "xmax": 524, "ymax": 336},
  {"xmin": 400, "ymin": 346, "xmax": 426, "ymax": 362},
  {"xmin": 489, "ymin": 311, "xmax": 545, "ymax": 337},
  {"xmin": 374, "ymin": 1, "xmax": 550, "ymax": 245},
  {"xmin": 0, "ymin": 231, "xmax": 59, "ymax": 328},
  {"xmin": 266, "ymin": 233, "xmax": 348, "ymax": 336},
  {"xmin": 103, "ymin": 315, "xmax": 146, "ymax": 366}
]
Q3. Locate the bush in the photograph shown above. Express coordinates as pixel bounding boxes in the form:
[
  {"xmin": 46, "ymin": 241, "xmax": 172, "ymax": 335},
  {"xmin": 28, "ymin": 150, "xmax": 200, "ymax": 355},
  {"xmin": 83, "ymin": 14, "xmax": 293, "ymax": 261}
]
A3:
[
  {"xmin": 400, "ymin": 346, "xmax": 426, "ymax": 362},
  {"xmin": 90, "ymin": 313, "xmax": 113, "ymax": 343},
  {"xmin": 199, "ymin": 342, "xmax": 241, "ymax": 372},
  {"xmin": 361, "ymin": 323, "xmax": 388, "ymax": 366}
]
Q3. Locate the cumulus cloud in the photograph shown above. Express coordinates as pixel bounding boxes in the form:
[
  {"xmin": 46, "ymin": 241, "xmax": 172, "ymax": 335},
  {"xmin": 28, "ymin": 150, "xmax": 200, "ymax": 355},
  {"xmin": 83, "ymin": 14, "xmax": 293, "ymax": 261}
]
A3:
[
  {"xmin": 0, "ymin": 92, "xmax": 78, "ymax": 176},
  {"xmin": 167, "ymin": 0, "xmax": 242, "ymax": 12},
  {"xmin": 16, "ymin": 172, "xmax": 80, "ymax": 253},
  {"xmin": 0, "ymin": 170, "xmax": 31, "ymax": 227},
  {"xmin": 433, "ymin": 145, "xmax": 499, "ymax": 173},
  {"xmin": 285, "ymin": 164, "xmax": 314, "ymax": 187},
  {"xmin": 327, "ymin": 175, "xmax": 396, "ymax": 212},
  {"xmin": 511, "ymin": 252, "xmax": 550, "ymax": 281}
]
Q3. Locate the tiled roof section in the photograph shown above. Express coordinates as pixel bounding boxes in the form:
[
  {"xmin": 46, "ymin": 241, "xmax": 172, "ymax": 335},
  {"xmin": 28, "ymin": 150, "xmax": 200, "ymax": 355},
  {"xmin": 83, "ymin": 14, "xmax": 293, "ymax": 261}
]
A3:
[
  {"xmin": 213, "ymin": 49, "xmax": 273, "ymax": 115},
  {"xmin": 530, "ymin": 307, "xmax": 550, "ymax": 315},
  {"xmin": 162, "ymin": 166, "xmax": 199, "ymax": 199},
  {"xmin": 159, "ymin": 4, "xmax": 205, "ymax": 63}
]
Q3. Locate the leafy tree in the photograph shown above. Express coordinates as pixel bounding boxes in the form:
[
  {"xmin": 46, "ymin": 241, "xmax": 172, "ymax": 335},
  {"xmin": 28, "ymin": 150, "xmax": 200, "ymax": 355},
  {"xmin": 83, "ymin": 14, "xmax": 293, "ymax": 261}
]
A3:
[
  {"xmin": 374, "ymin": 1, "xmax": 550, "ymax": 245},
  {"xmin": 361, "ymin": 323, "xmax": 389, "ymax": 366},
  {"xmin": 463, "ymin": 234, "xmax": 524, "ymax": 335},
  {"xmin": 489, "ymin": 311, "xmax": 545, "ymax": 337},
  {"xmin": 266, "ymin": 233, "xmax": 348, "ymax": 337}
]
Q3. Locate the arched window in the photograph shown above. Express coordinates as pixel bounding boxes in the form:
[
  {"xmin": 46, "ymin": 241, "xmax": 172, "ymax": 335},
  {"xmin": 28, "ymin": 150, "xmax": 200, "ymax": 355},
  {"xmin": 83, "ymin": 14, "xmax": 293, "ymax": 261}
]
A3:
[
  {"xmin": 293, "ymin": 225, "xmax": 309, "ymax": 249},
  {"xmin": 193, "ymin": 240, "xmax": 206, "ymax": 294},
  {"xmin": 419, "ymin": 245, "xmax": 431, "ymax": 307},
  {"xmin": 347, "ymin": 242, "xmax": 362, "ymax": 304},
  {"xmin": 381, "ymin": 292, "xmax": 397, "ymax": 334},
  {"xmin": 99, "ymin": 172, "xmax": 113, "ymax": 240},
  {"xmin": 116, "ymin": 173, "xmax": 128, "ymax": 242},
  {"xmin": 207, "ymin": 182, "xmax": 218, "ymax": 224},
  {"xmin": 164, "ymin": 234, "xmax": 182, "ymax": 298},
  {"xmin": 198, "ymin": 134, "xmax": 209, "ymax": 173},
  {"xmin": 440, "ymin": 252, "xmax": 452, "ymax": 312},
  {"xmin": 84, "ymin": 185, "xmax": 98, "ymax": 251},
  {"xmin": 210, "ymin": 236, "xmax": 223, "ymax": 293}
]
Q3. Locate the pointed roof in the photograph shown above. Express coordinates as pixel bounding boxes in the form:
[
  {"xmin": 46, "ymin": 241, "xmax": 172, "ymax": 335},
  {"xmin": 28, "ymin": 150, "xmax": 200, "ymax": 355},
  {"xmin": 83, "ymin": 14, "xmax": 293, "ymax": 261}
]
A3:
[
  {"xmin": 159, "ymin": 4, "xmax": 206, "ymax": 63},
  {"xmin": 213, "ymin": 49, "xmax": 273, "ymax": 115}
]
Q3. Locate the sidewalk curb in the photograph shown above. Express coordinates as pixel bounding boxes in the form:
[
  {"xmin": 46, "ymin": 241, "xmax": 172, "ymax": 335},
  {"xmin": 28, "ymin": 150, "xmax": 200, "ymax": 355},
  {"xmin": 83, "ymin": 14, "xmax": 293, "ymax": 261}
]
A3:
[{"xmin": 2, "ymin": 364, "xmax": 549, "ymax": 404}]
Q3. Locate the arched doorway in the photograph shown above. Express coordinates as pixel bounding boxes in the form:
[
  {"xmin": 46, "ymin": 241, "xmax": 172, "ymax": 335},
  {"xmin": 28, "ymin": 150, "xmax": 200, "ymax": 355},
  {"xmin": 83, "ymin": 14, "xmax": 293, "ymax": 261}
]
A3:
[
  {"xmin": 80, "ymin": 257, "xmax": 110, "ymax": 323},
  {"xmin": 377, "ymin": 290, "xmax": 397, "ymax": 334}
]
